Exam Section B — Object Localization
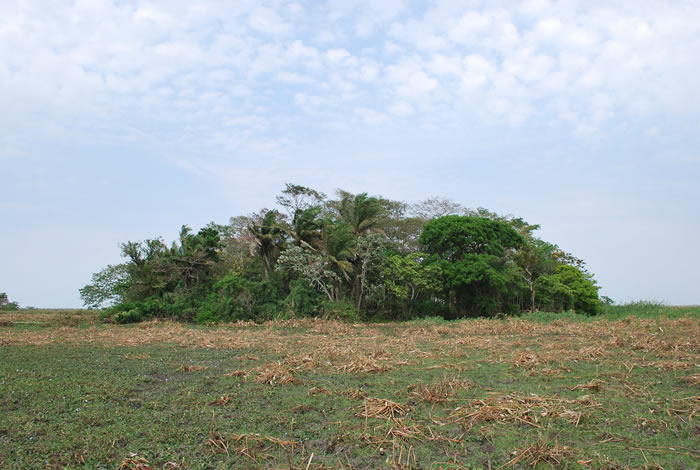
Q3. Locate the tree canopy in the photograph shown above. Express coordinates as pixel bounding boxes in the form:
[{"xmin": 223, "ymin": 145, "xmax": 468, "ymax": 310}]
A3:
[{"xmin": 81, "ymin": 185, "xmax": 603, "ymax": 323}]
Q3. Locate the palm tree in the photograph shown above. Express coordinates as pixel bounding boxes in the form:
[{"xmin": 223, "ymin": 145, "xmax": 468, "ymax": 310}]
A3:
[
  {"xmin": 339, "ymin": 192, "xmax": 385, "ymax": 236},
  {"xmin": 291, "ymin": 206, "xmax": 323, "ymax": 250},
  {"xmin": 248, "ymin": 210, "xmax": 286, "ymax": 280},
  {"xmin": 320, "ymin": 219, "xmax": 356, "ymax": 301},
  {"xmin": 338, "ymin": 191, "xmax": 386, "ymax": 310}
]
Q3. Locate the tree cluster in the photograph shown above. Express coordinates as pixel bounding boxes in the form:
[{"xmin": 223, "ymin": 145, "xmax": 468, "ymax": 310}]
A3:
[
  {"xmin": 0, "ymin": 292, "xmax": 19, "ymax": 311},
  {"xmin": 82, "ymin": 185, "xmax": 602, "ymax": 323}
]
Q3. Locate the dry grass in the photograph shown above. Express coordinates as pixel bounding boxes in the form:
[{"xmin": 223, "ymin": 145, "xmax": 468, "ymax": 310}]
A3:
[
  {"xmin": 254, "ymin": 362, "xmax": 299, "ymax": 386},
  {"xmin": 502, "ymin": 438, "xmax": 575, "ymax": 468},
  {"xmin": 356, "ymin": 398, "xmax": 410, "ymax": 419},
  {"xmin": 224, "ymin": 369, "xmax": 248, "ymax": 377},
  {"xmin": 409, "ymin": 376, "xmax": 472, "ymax": 403},
  {"xmin": 3, "ymin": 312, "xmax": 699, "ymax": 468},
  {"xmin": 3, "ymin": 317, "xmax": 698, "ymax": 378},
  {"xmin": 448, "ymin": 393, "xmax": 598, "ymax": 429},
  {"xmin": 117, "ymin": 453, "xmax": 154, "ymax": 470},
  {"xmin": 571, "ymin": 379, "xmax": 606, "ymax": 392}
]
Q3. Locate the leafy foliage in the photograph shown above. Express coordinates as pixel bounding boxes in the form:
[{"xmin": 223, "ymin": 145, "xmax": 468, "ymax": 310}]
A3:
[{"xmin": 82, "ymin": 185, "xmax": 602, "ymax": 322}]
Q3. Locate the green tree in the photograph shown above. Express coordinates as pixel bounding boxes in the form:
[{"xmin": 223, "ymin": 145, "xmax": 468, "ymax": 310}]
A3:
[
  {"xmin": 277, "ymin": 245, "xmax": 339, "ymax": 302},
  {"xmin": 420, "ymin": 216, "xmax": 524, "ymax": 317},
  {"xmin": 79, "ymin": 264, "xmax": 130, "ymax": 308},
  {"xmin": 538, "ymin": 265, "xmax": 601, "ymax": 314},
  {"xmin": 320, "ymin": 219, "xmax": 356, "ymax": 301},
  {"xmin": 354, "ymin": 233, "xmax": 389, "ymax": 313},
  {"xmin": 337, "ymin": 191, "xmax": 385, "ymax": 236},
  {"xmin": 513, "ymin": 238, "xmax": 560, "ymax": 311},
  {"xmin": 383, "ymin": 252, "xmax": 443, "ymax": 317},
  {"xmin": 335, "ymin": 191, "xmax": 386, "ymax": 310},
  {"xmin": 290, "ymin": 206, "xmax": 323, "ymax": 250},
  {"xmin": 248, "ymin": 210, "xmax": 287, "ymax": 280}
]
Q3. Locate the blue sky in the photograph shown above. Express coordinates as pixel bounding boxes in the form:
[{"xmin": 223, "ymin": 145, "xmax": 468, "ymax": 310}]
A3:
[{"xmin": 1, "ymin": 0, "xmax": 699, "ymax": 307}]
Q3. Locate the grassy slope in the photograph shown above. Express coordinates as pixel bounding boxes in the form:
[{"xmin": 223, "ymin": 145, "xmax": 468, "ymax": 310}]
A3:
[{"xmin": 0, "ymin": 307, "xmax": 698, "ymax": 469}]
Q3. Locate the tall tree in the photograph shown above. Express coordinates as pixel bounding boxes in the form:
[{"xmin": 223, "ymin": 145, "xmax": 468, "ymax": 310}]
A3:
[
  {"xmin": 337, "ymin": 191, "xmax": 385, "ymax": 236},
  {"xmin": 411, "ymin": 196, "xmax": 467, "ymax": 220},
  {"xmin": 276, "ymin": 183, "xmax": 326, "ymax": 216},
  {"xmin": 320, "ymin": 219, "xmax": 356, "ymax": 301},
  {"xmin": 334, "ymin": 191, "xmax": 386, "ymax": 309},
  {"xmin": 79, "ymin": 264, "xmax": 130, "ymax": 308},
  {"xmin": 291, "ymin": 206, "xmax": 323, "ymax": 250},
  {"xmin": 248, "ymin": 210, "xmax": 287, "ymax": 280},
  {"xmin": 420, "ymin": 216, "xmax": 524, "ymax": 317}
]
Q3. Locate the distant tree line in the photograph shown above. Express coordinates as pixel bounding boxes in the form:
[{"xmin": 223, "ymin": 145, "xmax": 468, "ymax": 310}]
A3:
[
  {"xmin": 81, "ymin": 184, "xmax": 602, "ymax": 323},
  {"xmin": 0, "ymin": 292, "xmax": 19, "ymax": 311}
]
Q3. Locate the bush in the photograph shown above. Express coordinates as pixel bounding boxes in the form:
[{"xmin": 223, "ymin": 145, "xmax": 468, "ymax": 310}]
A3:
[
  {"xmin": 320, "ymin": 300, "xmax": 360, "ymax": 322},
  {"xmin": 196, "ymin": 274, "xmax": 288, "ymax": 324},
  {"xmin": 283, "ymin": 280, "xmax": 323, "ymax": 318},
  {"xmin": 113, "ymin": 309, "xmax": 143, "ymax": 324}
]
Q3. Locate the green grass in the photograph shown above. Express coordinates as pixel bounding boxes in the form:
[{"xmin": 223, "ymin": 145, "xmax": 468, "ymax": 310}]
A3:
[{"xmin": 1, "ymin": 308, "xmax": 698, "ymax": 469}]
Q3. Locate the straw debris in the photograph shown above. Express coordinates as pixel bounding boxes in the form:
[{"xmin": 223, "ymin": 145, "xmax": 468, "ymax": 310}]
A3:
[
  {"xmin": 571, "ymin": 379, "xmax": 606, "ymax": 392},
  {"xmin": 409, "ymin": 377, "xmax": 472, "ymax": 403},
  {"xmin": 449, "ymin": 393, "xmax": 596, "ymax": 429},
  {"xmin": 502, "ymin": 439, "xmax": 574, "ymax": 468},
  {"xmin": 254, "ymin": 362, "xmax": 299, "ymax": 385},
  {"xmin": 118, "ymin": 453, "xmax": 154, "ymax": 470},
  {"xmin": 356, "ymin": 398, "xmax": 410, "ymax": 419}
]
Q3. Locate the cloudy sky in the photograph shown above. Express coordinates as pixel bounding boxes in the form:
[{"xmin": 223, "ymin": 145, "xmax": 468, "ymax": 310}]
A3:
[{"xmin": 1, "ymin": 0, "xmax": 699, "ymax": 307}]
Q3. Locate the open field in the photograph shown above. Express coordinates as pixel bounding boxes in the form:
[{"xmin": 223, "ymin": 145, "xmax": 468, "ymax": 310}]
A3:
[{"xmin": 1, "ymin": 308, "xmax": 698, "ymax": 469}]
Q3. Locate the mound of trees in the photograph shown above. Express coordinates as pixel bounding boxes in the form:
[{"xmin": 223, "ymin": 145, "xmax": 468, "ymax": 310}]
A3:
[{"xmin": 82, "ymin": 185, "xmax": 602, "ymax": 323}]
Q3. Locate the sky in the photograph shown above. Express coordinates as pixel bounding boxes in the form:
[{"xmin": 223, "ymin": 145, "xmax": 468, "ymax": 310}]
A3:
[{"xmin": 1, "ymin": 0, "xmax": 699, "ymax": 308}]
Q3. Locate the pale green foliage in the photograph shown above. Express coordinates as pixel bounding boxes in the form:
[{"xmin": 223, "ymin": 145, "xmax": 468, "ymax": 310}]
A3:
[
  {"xmin": 79, "ymin": 264, "xmax": 129, "ymax": 309},
  {"xmin": 277, "ymin": 245, "xmax": 340, "ymax": 301},
  {"xmin": 384, "ymin": 253, "xmax": 442, "ymax": 303}
]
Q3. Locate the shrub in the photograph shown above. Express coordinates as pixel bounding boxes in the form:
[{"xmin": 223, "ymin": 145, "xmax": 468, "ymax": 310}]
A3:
[
  {"xmin": 321, "ymin": 300, "xmax": 360, "ymax": 322},
  {"xmin": 113, "ymin": 309, "xmax": 143, "ymax": 324}
]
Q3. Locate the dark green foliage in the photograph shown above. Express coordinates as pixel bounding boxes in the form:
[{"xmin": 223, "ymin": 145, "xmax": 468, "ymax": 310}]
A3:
[
  {"xmin": 197, "ymin": 274, "xmax": 258, "ymax": 323},
  {"xmin": 113, "ymin": 309, "xmax": 143, "ymax": 324},
  {"xmin": 420, "ymin": 216, "xmax": 524, "ymax": 317},
  {"xmin": 420, "ymin": 215, "xmax": 524, "ymax": 259},
  {"xmin": 196, "ymin": 274, "xmax": 287, "ymax": 324},
  {"xmin": 283, "ymin": 279, "xmax": 323, "ymax": 318},
  {"xmin": 82, "ymin": 185, "xmax": 604, "ymax": 323},
  {"xmin": 248, "ymin": 210, "xmax": 287, "ymax": 280},
  {"xmin": 537, "ymin": 265, "xmax": 601, "ymax": 314}
]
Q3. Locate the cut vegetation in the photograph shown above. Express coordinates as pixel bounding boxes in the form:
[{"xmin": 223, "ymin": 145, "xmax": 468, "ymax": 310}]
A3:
[{"xmin": 1, "ymin": 307, "xmax": 698, "ymax": 468}]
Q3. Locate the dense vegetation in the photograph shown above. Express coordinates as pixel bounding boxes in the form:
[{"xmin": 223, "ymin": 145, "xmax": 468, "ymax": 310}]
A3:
[
  {"xmin": 80, "ymin": 185, "xmax": 603, "ymax": 323},
  {"xmin": 0, "ymin": 292, "xmax": 19, "ymax": 311}
]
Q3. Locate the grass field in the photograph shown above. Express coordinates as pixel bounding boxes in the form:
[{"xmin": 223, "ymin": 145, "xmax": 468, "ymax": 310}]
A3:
[{"xmin": 1, "ymin": 307, "xmax": 698, "ymax": 469}]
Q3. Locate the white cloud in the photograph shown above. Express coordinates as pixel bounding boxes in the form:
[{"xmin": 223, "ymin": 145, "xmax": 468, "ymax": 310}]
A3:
[
  {"xmin": 448, "ymin": 11, "xmax": 493, "ymax": 43},
  {"xmin": 248, "ymin": 6, "xmax": 291, "ymax": 35},
  {"xmin": 325, "ymin": 48, "xmax": 352, "ymax": 63},
  {"xmin": 389, "ymin": 101, "xmax": 414, "ymax": 116},
  {"xmin": 427, "ymin": 54, "xmax": 462, "ymax": 77},
  {"xmin": 461, "ymin": 53, "xmax": 496, "ymax": 89},
  {"xmin": 355, "ymin": 107, "xmax": 387, "ymax": 124},
  {"xmin": 277, "ymin": 71, "xmax": 313, "ymax": 83},
  {"xmin": 533, "ymin": 17, "xmax": 563, "ymax": 38}
]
